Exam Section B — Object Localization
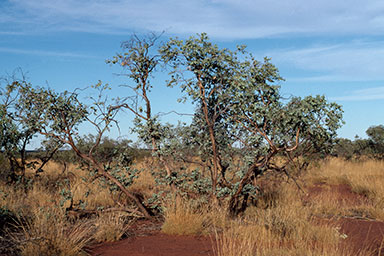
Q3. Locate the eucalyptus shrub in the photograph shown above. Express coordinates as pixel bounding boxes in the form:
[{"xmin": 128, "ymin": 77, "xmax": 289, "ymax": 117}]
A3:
[
  {"xmin": 160, "ymin": 33, "xmax": 343, "ymax": 215},
  {"xmin": 15, "ymin": 83, "xmax": 153, "ymax": 218},
  {"xmin": 0, "ymin": 75, "xmax": 61, "ymax": 182}
]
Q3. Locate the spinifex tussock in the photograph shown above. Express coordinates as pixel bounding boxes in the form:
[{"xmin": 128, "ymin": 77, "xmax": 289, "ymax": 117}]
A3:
[
  {"xmin": 91, "ymin": 211, "xmax": 133, "ymax": 243},
  {"xmin": 14, "ymin": 207, "xmax": 92, "ymax": 256},
  {"xmin": 162, "ymin": 197, "xmax": 207, "ymax": 235}
]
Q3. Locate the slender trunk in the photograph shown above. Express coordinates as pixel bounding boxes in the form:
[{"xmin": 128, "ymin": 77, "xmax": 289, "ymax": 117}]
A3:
[
  {"xmin": 38, "ymin": 145, "xmax": 60, "ymax": 172},
  {"xmin": 145, "ymin": 80, "xmax": 176, "ymax": 194},
  {"xmin": 99, "ymin": 166, "xmax": 152, "ymax": 219},
  {"xmin": 228, "ymin": 151, "xmax": 277, "ymax": 216},
  {"xmin": 228, "ymin": 165, "xmax": 256, "ymax": 216},
  {"xmin": 197, "ymin": 77, "xmax": 222, "ymax": 197},
  {"xmin": 208, "ymin": 124, "xmax": 219, "ymax": 192},
  {"xmin": 69, "ymin": 140, "xmax": 153, "ymax": 219},
  {"xmin": 151, "ymin": 137, "xmax": 176, "ymax": 193}
]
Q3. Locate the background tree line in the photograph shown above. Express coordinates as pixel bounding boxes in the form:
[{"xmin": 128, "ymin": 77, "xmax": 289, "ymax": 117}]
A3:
[{"xmin": 333, "ymin": 125, "xmax": 384, "ymax": 160}]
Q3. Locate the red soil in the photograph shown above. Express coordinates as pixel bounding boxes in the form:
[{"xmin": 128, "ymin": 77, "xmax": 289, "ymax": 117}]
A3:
[
  {"xmin": 339, "ymin": 218, "xmax": 384, "ymax": 255},
  {"xmin": 90, "ymin": 184, "xmax": 383, "ymax": 256},
  {"xmin": 90, "ymin": 233, "xmax": 214, "ymax": 256},
  {"xmin": 89, "ymin": 220, "xmax": 214, "ymax": 256},
  {"xmin": 308, "ymin": 183, "xmax": 384, "ymax": 255}
]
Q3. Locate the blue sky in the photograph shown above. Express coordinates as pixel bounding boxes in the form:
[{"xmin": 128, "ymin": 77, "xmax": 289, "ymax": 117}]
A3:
[{"xmin": 1, "ymin": 0, "xmax": 384, "ymax": 144}]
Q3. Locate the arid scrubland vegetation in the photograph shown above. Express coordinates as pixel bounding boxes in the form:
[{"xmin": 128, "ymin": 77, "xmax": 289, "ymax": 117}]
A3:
[
  {"xmin": 1, "ymin": 33, "xmax": 384, "ymax": 255},
  {"xmin": 1, "ymin": 158, "xmax": 384, "ymax": 255}
]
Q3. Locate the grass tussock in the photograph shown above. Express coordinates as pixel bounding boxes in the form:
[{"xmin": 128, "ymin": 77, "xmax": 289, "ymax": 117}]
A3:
[
  {"xmin": 14, "ymin": 208, "xmax": 133, "ymax": 255},
  {"xmin": 15, "ymin": 208, "xmax": 92, "ymax": 256},
  {"xmin": 92, "ymin": 211, "xmax": 132, "ymax": 243},
  {"xmin": 161, "ymin": 197, "xmax": 208, "ymax": 235}
]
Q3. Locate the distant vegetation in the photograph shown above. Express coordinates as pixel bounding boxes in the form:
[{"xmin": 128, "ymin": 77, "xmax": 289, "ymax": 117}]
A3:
[{"xmin": 333, "ymin": 125, "xmax": 384, "ymax": 160}]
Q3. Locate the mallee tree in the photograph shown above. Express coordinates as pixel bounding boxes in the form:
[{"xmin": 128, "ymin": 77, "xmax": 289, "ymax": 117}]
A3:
[{"xmin": 160, "ymin": 33, "xmax": 343, "ymax": 215}]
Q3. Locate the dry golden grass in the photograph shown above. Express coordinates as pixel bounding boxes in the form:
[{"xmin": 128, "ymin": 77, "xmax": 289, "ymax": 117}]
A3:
[
  {"xmin": 35, "ymin": 161, "xmax": 79, "ymax": 178},
  {"xmin": 128, "ymin": 167, "xmax": 155, "ymax": 196},
  {"xmin": 14, "ymin": 207, "xmax": 92, "ymax": 256},
  {"xmin": 151, "ymin": 157, "xmax": 384, "ymax": 255},
  {"xmin": 0, "ymin": 179, "xmax": 57, "ymax": 217},
  {"xmin": 161, "ymin": 197, "xmax": 208, "ymax": 235},
  {"xmin": 91, "ymin": 211, "xmax": 132, "ymax": 243},
  {"xmin": 69, "ymin": 177, "xmax": 116, "ymax": 210},
  {"xmin": 1, "ymin": 157, "xmax": 384, "ymax": 255},
  {"xmin": 214, "ymin": 181, "xmax": 371, "ymax": 256},
  {"xmin": 213, "ymin": 222, "xmax": 359, "ymax": 256},
  {"xmin": 1, "ymin": 160, "xmax": 121, "ymax": 213},
  {"xmin": 0, "ymin": 160, "xmax": 140, "ymax": 255},
  {"xmin": 211, "ymin": 158, "xmax": 384, "ymax": 256},
  {"xmin": 305, "ymin": 158, "xmax": 384, "ymax": 220},
  {"xmin": 12, "ymin": 207, "xmax": 133, "ymax": 255}
]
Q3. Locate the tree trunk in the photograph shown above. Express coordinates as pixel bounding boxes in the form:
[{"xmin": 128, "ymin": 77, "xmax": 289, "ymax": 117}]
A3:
[
  {"xmin": 227, "ymin": 164, "xmax": 261, "ymax": 217},
  {"xmin": 71, "ymin": 144, "xmax": 154, "ymax": 219},
  {"xmin": 100, "ymin": 168, "xmax": 153, "ymax": 219}
]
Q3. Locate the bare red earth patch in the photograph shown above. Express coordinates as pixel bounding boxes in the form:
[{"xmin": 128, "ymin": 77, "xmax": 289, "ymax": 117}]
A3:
[
  {"xmin": 89, "ymin": 220, "xmax": 214, "ymax": 256},
  {"xmin": 338, "ymin": 218, "xmax": 384, "ymax": 255},
  {"xmin": 90, "ymin": 232, "xmax": 214, "ymax": 256}
]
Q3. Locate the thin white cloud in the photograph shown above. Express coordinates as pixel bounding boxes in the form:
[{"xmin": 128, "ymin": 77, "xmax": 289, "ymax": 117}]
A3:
[
  {"xmin": 0, "ymin": 31, "xmax": 27, "ymax": 35},
  {"xmin": 2, "ymin": 0, "xmax": 384, "ymax": 38},
  {"xmin": 267, "ymin": 40, "xmax": 384, "ymax": 82},
  {"xmin": 2, "ymin": 0, "xmax": 384, "ymax": 85},
  {"xmin": 331, "ymin": 87, "xmax": 384, "ymax": 101},
  {"xmin": 0, "ymin": 47, "xmax": 99, "ymax": 59}
]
